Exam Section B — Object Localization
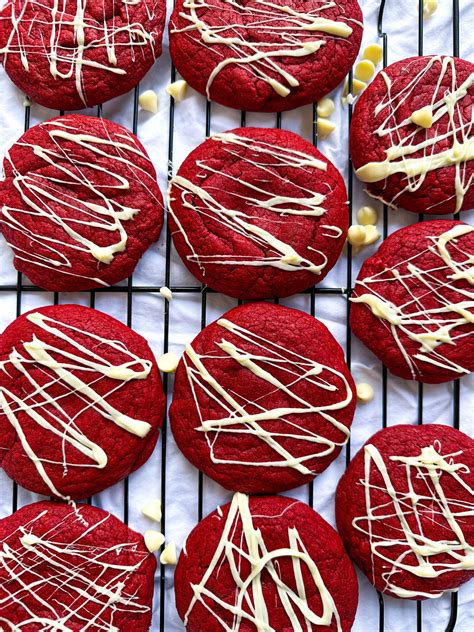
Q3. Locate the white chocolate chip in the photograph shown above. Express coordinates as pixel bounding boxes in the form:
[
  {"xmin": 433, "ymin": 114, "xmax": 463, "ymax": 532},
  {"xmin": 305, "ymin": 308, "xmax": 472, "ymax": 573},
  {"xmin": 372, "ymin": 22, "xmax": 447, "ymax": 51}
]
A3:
[
  {"xmin": 423, "ymin": 0, "xmax": 438, "ymax": 17},
  {"xmin": 316, "ymin": 118, "xmax": 336, "ymax": 139},
  {"xmin": 159, "ymin": 286, "xmax": 173, "ymax": 301},
  {"xmin": 160, "ymin": 541, "xmax": 177, "ymax": 565},
  {"xmin": 363, "ymin": 224, "xmax": 381, "ymax": 246},
  {"xmin": 166, "ymin": 80, "xmax": 188, "ymax": 102},
  {"xmin": 139, "ymin": 90, "xmax": 158, "ymax": 114},
  {"xmin": 343, "ymin": 77, "xmax": 366, "ymax": 97},
  {"xmin": 144, "ymin": 530, "xmax": 165, "ymax": 553},
  {"xmin": 316, "ymin": 97, "xmax": 335, "ymax": 118},
  {"xmin": 363, "ymin": 43, "xmax": 383, "ymax": 66},
  {"xmin": 357, "ymin": 206, "xmax": 378, "ymax": 225},
  {"xmin": 20, "ymin": 533, "xmax": 40, "ymax": 547},
  {"xmin": 356, "ymin": 383, "xmax": 374, "ymax": 403},
  {"xmin": 142, "ymin": 499, "xmax": 162, "ymax": 522},
  {"xmin": 410, "ymin": 105, "xmax": 433, "ymax": 129},
  {"xmin": 158, "ymin": 352, "xmax": 180, "ymax": 373},
  {"xmin": 347, "ymin": 225, "xmax": 367, "ymax": 246},
  {"xmin": 355, "ymin": 60, "xmax": 375, "ymax": 83}
]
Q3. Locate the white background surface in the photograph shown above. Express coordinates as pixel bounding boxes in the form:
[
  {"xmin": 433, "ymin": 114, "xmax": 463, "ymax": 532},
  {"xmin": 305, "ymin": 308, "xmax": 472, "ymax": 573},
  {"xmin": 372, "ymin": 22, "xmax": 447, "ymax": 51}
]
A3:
[{"xmin": 0, "ymin": 0, "xmax": 473, "ymax": 630}]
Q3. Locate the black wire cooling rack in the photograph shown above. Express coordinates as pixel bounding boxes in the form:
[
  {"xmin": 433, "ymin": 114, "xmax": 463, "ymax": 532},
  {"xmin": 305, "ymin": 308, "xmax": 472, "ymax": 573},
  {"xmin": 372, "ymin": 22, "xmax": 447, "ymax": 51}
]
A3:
[{"xmin": 0, "ymin": 0, "xmax": 468, "ymax": 630}]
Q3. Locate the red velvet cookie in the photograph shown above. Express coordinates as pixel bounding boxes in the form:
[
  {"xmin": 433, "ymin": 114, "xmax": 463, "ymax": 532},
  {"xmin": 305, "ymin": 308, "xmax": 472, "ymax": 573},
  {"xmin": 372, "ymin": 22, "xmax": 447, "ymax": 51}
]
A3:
[
  {"xmin": 167, "ymin": 127, "xmax": 349, "ymax": 299},
  {"xmin": 336, "ymin": 424, "xmax": 474, "ymax": 599},
  {"xmin": 170, "ymin": 302, "xmax": 356, "ymax": 493},
  {"xmin": 0, "ymin": 304, "xmax": 164, "ymax": 500},
  {"xmin": 0, "ymin": 114, "xmax": 163, "ymax": 292},
  {"xmin": 169, "ymin": 0, "xmax": 363, "ymax": 112},
  {"xmin": 350, "ymin": 55, "xmax": 474, "ymax": 214},
  {"xmin": 350, "ymin": 220, "xmax": 474, "ymax": 383},
  {"xmin": 0, "ymin": 501, "xmax": 156, "ymax": 629},
  {"xmin": 0, "ymin": 0, "xmax": 166, "ymax": 110},
  {"xmin": 175, "ymin": 493, "xmax": 358, "ymax": 631}
]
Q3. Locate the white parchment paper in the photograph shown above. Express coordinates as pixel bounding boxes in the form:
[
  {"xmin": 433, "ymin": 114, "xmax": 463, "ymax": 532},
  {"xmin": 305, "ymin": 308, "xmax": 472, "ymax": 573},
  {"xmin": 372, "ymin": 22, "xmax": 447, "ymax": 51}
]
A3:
[{"xmin": 0, "ymin": 1, "xmax": 473, "ymax": 630}]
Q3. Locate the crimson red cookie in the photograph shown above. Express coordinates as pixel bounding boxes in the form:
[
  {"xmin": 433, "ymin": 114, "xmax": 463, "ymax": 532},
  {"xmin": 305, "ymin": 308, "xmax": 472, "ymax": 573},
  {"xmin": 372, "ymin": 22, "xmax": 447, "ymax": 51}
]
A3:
[
  {"xmin": 350, "ymin": 55, "xmax": 474, "ymax": 214},
  {"xmin": 176, "ymin": 493, "xmax": 358, "ymax": 631},
  {"xmin": 169, "ymin": 0, "xmax": 363, "ymax": 112},
  {"xmin": 350, "ymin": 220, "xmax": 474, "ymax": 383},
  {"xmin": 336, "ymin": 424, "xmax": 474, "ymax": 599},
  {"xmin": 0, "ymin": 501, "xmax": 156, "ymax": 629},
  {"xmin": 0, "ymin": 0, "xmax": 166, "ymax": 110},
  {"xmin": 0, "ymin": 304, "xmax": 165, "ymax": 500},
  {"xmin": 170, "ymin": 302, "xmax": 356, "ymax": 493},
  {"xmin": 0, "ymin": 114, "xmax": 163, "ymax": 292},
  {"xmin": 167, "ymin": 127, "xmax": 349, "ymax": 299}
]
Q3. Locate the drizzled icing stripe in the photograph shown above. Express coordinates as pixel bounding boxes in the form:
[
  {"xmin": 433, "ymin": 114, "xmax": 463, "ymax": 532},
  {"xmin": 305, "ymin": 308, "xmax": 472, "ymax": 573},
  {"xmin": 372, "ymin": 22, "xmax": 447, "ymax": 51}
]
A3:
[
  {"xmin": 355, "ymin": 56, "xmax": 474, "ymax": 212},
  {"xmin": 168, "ymin": 131, "xmax": 342, "ymax": 276},
  {"xmin": 171, "ymin": 0, "xmax": 355, "ymax": 99},
  {"xmin": 0, "ymin": 506, "xmax": 151, "ymax": 630},
  {"xmin": 0, "ymin": 0, "xmax": 159, "ymax": 105},
  {"xmin": 185, "ymin": 493, "xmax": 343, "ymax": 631},
  {"xmin": 0, "ymin": 311, "xmax": 152, "ymax": 500},
  {"xmin": 1, "ymin": 117, "xmax": 160, "ymax": 286},
  {"xmin": 352, "ymin": 224, "xmax": 474, "ymax": 379},
  {"xmin": 354, "ymin": 441, "xmax": 474, "ymax": 598},
  {"xmin": 183, "ymin": 316, "xmax": 352, "ymax": 474}
]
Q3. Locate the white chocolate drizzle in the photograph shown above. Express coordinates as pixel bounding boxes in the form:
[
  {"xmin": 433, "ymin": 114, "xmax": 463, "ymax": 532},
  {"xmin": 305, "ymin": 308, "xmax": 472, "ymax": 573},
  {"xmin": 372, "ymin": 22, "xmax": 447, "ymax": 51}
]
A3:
[
  {"xmin": 0, "ymin": 505, "xmax": 152, "ymax": 629},
  {"xmin": 0, "ymin": 0, "xmax": 160, "ymax": 106},
  {"xmin": 354, "ymin": 441, "xmax": 474, "ymax": 598},
  {"xmin": 351, "ymin": 224, "xmax": 474, "ymax": 379},
  {"xmin": 355, "ymin": 56, "xmax": 474, "ymax": 212},
  {"xmin": 171, "ymin": 0, "xmax": 354, "ymax": 99},
  {"xmin": 168, "ymin": 131, "xmax": 342, "ymax": 276},
  {"xmin": 185, "ymin": 492, "xmax": 343, "ymax": 631},
  {"xmin": 1, "ymin": 117, "xmax": 161, "ymax": 286},
  {"xmin": 182, "ymin": 315, "xmax": 353, "ymax": 474},
  {"xmin": 0, "ymin": 311, "xmax": 153, "ymax": 500}
]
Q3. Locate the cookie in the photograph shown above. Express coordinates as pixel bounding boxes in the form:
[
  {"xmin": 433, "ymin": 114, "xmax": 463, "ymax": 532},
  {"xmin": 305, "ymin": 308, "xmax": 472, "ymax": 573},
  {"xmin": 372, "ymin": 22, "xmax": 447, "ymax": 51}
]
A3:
[
  {"xmin": 169, "ymin": 0, "xmax": 363, "ymax": 112},
  {"xmin": 0, "ymin": 501, "xmax": 156, "ymax": 629},
  {"xmin": 336, "ymin": 424, "xmax": 474, "ymax": 599},
  {"xmin": 0, "ymin": 114, "xmax": 163, "ymax": 292},
  {"xmin": 167, "ymin": 127, "xmax": 348, "ymax": 299},
  {"xmin": 175, "ymin": 493, "xmax": 358, "ymax": 631},
  {"xmin": 350, "ymin": 220, "xmax": 474, "ymax": 383},
  {"xmin": 170, "ymin": 302, "xmax": 356, "ymax": 494},
  {"xmin": 0, "ymin": 304, "xmax": 165, "ymax": 500},
  {"xmin": 0, "ymin": 0, "xmax": 166, "ymax": 110},
  {"xmin": 350, "ymin": 55, "xmax": 474, "ymax": 214}
]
